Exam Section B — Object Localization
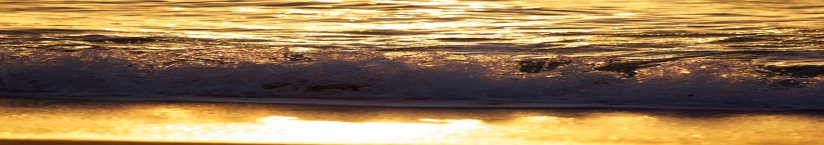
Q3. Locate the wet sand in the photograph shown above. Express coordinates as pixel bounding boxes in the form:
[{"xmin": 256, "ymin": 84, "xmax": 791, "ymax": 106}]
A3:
[{"xmin": 1, "ymin": 96, "xmax": 823, "ymax": 145}]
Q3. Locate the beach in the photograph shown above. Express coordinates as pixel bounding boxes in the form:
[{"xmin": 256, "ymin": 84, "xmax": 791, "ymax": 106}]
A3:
[
  {"xmin": 3, "ymin": 1, "xmax": 824, "ymax": 144},
  {"xmin": 2, "ymin": 96, "xmax": 823, "ymax": 145}
]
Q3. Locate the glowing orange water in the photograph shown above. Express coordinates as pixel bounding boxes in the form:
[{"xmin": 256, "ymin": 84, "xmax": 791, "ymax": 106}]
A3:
[{"xmin": 1, "ymin": 99, "xmax": 823, "ymax": 144}]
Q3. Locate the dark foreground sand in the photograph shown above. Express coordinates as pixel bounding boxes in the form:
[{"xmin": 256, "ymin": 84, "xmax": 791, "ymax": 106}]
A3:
[{"xmin": 2, "ymin": 96, "xmax": 823, "ymax": 145}]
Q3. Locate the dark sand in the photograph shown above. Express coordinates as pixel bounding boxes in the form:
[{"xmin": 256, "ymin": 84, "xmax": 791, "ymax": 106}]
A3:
[{"xmin": 2, "ymin": 96, "xmax": 823, "ymax": 145}]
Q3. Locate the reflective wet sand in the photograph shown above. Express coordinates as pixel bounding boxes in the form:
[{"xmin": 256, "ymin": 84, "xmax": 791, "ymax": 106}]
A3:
[{"xmin": 2, "ymin": 97, "xmax": 822, "ymax": 145}]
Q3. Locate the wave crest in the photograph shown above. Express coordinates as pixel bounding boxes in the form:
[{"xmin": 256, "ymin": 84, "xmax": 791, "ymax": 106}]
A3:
[{"xmin": 2, "ymin": 49, "xmax": 824, "ymax": 109}]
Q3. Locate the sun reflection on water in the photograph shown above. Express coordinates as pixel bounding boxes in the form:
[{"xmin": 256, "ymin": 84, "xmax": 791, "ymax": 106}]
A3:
[
  {"xmin": 133, "ymin": 115, "xmax": 486, "ymax": 144},
  {"xmin": 2, "ymin": 101, "xmax": 824, "ymax": 145},
  {"xmin": 2, "ymin": 0, "xmax": 821, "ymax": 49},
  {"xmin": 2, "ymin": 0, "xmax": 824, "ymax": 143},
  {"xmin": 1, "ymin": 0, "xmax": 823, "ymax": 67}
]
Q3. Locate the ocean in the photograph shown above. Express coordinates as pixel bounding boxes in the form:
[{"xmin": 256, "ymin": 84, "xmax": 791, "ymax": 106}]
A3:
[{"xmin": 2, "ymin": 0, "xmax": 824, "ymax": 110}]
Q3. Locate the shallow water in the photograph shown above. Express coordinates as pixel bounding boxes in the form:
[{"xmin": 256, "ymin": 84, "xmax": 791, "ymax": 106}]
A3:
[
  {"xmin": 3, "ymin": 0, "xmax": 824, "ymax": 53},
  {"xmin": 2, "ymin": 0, "xmax": 824, "ymax": 109},
  {"xmin": 2, "ymin": 98, "xmax": 824, "ymax": 145}
]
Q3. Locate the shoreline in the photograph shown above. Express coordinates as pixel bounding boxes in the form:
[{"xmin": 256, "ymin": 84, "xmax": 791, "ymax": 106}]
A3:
[
  {"xmin": 2, "ymin": 96, "xmax": 823, "ymax": 145},
  {"xmin": 1, "ymin": 94, "xmax": 810, "ymax": 111}
]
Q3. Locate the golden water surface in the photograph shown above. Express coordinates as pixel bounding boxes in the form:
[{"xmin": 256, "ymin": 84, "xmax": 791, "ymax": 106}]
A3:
[
  {"xmin": 1, "ymin": 98, "xmax": 823, "ymax": 145},
  {"xmin": 3, "ymin": 1, "xmax": 824, "ymax": 144},
  {"xmin": 2, "ymin": 0, "xmax": 824, "ymax": 66},
  {"xmin": 1, "ymin": 0, "xmax": 823, "ymax": 53}
]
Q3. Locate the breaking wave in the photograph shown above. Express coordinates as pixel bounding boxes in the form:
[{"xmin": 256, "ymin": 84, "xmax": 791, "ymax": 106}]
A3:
[{"xmin": 2, "ymin": 48, "xmax": 824, "ymax": 110}]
